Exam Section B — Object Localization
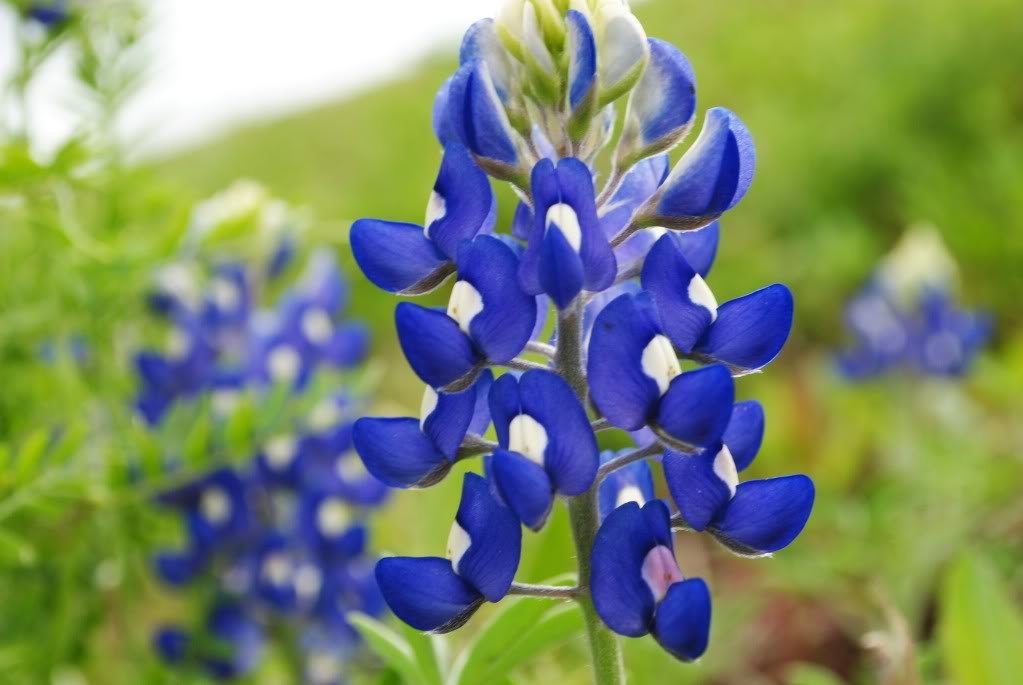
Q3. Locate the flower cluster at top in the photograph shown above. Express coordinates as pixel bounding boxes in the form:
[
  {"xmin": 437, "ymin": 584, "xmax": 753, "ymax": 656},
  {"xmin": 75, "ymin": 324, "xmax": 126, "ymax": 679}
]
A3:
[
  {"xmin": 837, "ymin": 226, "xmax": 992, "ymax": 380},
  {"xmin": 140, "ymin": 189, "xmax": 388, "ymax": 683},
  {"xmin": 349, "ymin": 0, "xmax": 814, "ymax": 666}
]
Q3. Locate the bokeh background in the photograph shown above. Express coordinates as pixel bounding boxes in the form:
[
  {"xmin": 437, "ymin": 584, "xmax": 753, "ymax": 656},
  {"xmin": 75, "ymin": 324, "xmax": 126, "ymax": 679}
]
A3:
[{"xmin": 1, "ymin": 0, "xmax": 1021, "ymax": 683}]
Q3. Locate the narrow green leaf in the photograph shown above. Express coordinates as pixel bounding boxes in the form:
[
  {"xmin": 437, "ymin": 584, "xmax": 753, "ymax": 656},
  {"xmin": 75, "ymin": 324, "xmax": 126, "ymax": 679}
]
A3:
[
  {"xmin": 400, "ymin": 622, "xmax": 445, "ymax": 685},
  {"xmin": 348, "ymin": 613, "xmax": 427, "ymax": 685},
  {"xmin": 939, "ymin": 552, "xmax": 1023, "ymax": 685},
  {"xmin": 451, "ymin": 574, "xmax": 578, "ymax": 685},
  {"xmin": 473, "ymin": 602, "xmax": 584, "ymax": 684},
  {"xmin": 14, "ymin": 429, "xmax": 49, "ymax": 483}
]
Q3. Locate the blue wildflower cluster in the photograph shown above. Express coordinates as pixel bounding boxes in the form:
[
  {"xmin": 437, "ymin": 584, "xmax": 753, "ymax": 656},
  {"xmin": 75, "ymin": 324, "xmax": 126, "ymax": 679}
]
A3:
[
  {"xmin": 140, "ymin": 198, "xmax": 387, "ymax": 682},
  {"xmin": 837, "ymin": 227, "xmax": 992, "ymax": 379},
  {"xmin": 350, "ymin": 0, "xmax": 814, "ymax": 668}
]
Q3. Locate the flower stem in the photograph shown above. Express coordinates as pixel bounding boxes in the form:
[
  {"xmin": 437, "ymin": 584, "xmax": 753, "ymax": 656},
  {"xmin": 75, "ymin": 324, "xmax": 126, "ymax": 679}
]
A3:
[
  {"xmin": 508, "ymin": 582, "xmax": 579, "ymax": 599},
  {"xmin": 557, "ymin": 299, "xmax": 627, "ymax": 685}
]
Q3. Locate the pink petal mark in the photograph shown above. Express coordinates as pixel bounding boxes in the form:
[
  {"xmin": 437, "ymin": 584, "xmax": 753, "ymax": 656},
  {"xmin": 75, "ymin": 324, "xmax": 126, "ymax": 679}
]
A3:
[{"xmin": 641, "ymin": 544, "xmax": 684, "ymax": 603}]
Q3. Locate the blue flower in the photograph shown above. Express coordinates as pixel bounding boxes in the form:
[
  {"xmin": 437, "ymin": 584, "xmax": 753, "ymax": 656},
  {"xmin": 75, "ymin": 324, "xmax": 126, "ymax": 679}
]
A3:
[
  {"xmin": 397, "ymin": 236, "xmax": 536, "ymax": 390},
  {"xmin": 642, "ymin": 232, "xmax": 793, "ymax": 372},
  {"xmin": 26, "ymin": 1, "xmax": 70, "ymax": 27},
  {"xmin": 598, "ymin": 449, "xmax": 656, "ymax": 521},
  {"xmin": 351, "ymin": 144, "xmax": 495, "ymax": 294},
  {"xmin": 663, "ymin": 402, "xmax": 814, "ymax": 556},
  {"xmin": 617, "ymin": 38, "xmax": 697, "ymax": 168},
  {"xmin": 641, "ymin": 108, "xmax": 756, "ymax": 231},
  {"xmin": 134, "ymin": 318, "xmax": 217, "ymax": 425},
  {"xmin": 353, "ymin": 372, "xmax": 492, "ymax": 488},
  {"xmin": 518, "ymin": 157, "xmax": 617, "ymax": 309},
  {"xmin": 446, "ymin": 62, "xmax": 523, "ymax": 180},
  {"xmin": 591, "ymin": 500, "xmax": 711, "ymax": 662},
  {"xmin": 837, "ymin": 282, "xmax": 991, "ymax": 379},
  {"xmin": 488, "ymin": 370, "xmax": 599, "ymax": 530},
  {"xmin": 155, "ymin": 602, "xmax": 265, "ymax": 680},
  {"xmin": 587, "ymin": 292, "xmax": 735, "ymax": 450},
  {"xmin": 376, "ymin": 473, "xmax": 521, "ymax": 632}
]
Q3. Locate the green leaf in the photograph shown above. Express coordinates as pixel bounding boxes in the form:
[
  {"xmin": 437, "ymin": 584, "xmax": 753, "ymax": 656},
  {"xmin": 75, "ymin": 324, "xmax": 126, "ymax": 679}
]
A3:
[
  {"xmin": 348, "ymin": 613, "xmax": 428, "ymax": 685},
  {"xmin": 451, "ymin": 574, "xmax": 579, "ymax": 685},
  {"xmin": 14, "ymin": 429, "xmax": 49, "ymax": 483},
  {"xmin": 400, "ymin": 622, "xmax": 445, "ymax": 685},
  {"xmin": 470, "ymin": 602, "xmax": 584, "ymax": 684},
  {"xmin": 939, "ymin": 552, "xmax": 1023, "ymax": 685}
]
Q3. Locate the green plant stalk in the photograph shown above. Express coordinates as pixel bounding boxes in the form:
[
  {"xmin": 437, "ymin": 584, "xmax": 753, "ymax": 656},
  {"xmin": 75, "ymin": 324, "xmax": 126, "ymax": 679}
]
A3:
[{"xmin": 557, "ymin": 300, "xmax": 626, "ymax": 685}]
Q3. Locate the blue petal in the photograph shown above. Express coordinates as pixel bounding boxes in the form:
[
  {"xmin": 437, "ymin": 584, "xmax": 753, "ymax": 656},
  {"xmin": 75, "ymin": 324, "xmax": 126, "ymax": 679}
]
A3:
[
  {"xmin": 511, "ymin": 201, "xmax": 534, "ymax": 241},
  {"xmin": 353, "ymin": 417, "xmax": 450, "ymax": 488},
  {"xmin": 205, "ymin": 602, "xmax": 263, "ymax": 677},
  {"xmin": 433, "ymin": 76, "xmax": 458, "ymax": 146},
  {"xmin": 622, "ymin": 38, "xmax": 696, "ymax": 157},
  {"xmin": 710, "ymin": 475, "xmax": 815, "ymax": 555},
  {"xmin": 600, "ymin": 155, "xmax": 670, "ymax": 243},
  {"xmin": 154, "ymin": 626, "xmax": 190, "ymax": 664},
  {"xmin": 517, "ymin": 370, "xmax": 598, "ymax": 496},
  {"xmin": 555, "ymin": 158, "xmax": 617, "ymax": 292},
  {"xmin": 297, "ymin": 251, "xmax": 348, "ymax": 313},
  {"xmin": 487, "ymin": 372, "xmax": 520, "ymax": 449},
  {"xmin": 694, "ymin": 284, "xmax": 794, "ymax": 371},
  {"xmin": 652, "ymin": 578, "xmax": 712, "ymax": 662},
  {"xmin": 672, "ymin": 220, "xmax": 720, "ymax": 277},
  {"xmin": 448, "ymin": 63, "xmax": 519, "ymax": 165},
  {"xmin": 655, "ymin": 107, "xmax": 756, "ymax": 228},
  {"xmin": 454, "ymin": 472, "xmax": 521, "ymax": 601},
  {"xmin": 467, "ymin": 370, "xmax": 494, "ymax": 437},
  {"xmin": 324, "ymin": 322, "xmax": 370, "ymax": 368},
  {"xmin": 429, "ymin": 145, "xmax": 496, "ymax": 259},
  {"xmin": 538, "ymin": 220, "xmax": 586, "ymax": 309},
  {"xmin": 376, "ymin": 556, "xmax": 484, "ymax": 633},
  {"xmin": 566, "ymin": 10, "xmax": 597, "ymax": 112},
  {"xmin": 491, "ymin": 448, "xmax": 555, "ymax": 531},
  {"xmin": 395, "ymin": 303, "xmax": 481, "ymax": 389},
  {"xmin": 423, "ymin": 386, "xmax": 478, "ymax": 459},
  {"xmin": 457, "ymin": 236, "xmax": 537, "ymax": 363},
  {"xmin": 351, "ymin": 219, "xmax": 448, "ymax": 294},
  {"xmin": 591, "ymin": 501, "xmax": 662, "ymax": 637},
  {"xmin": 587, "ymin": 293, "xmax": 663, "ymax": 431},
  {"xmin": 723, "ymin": 401, "xmax": 764, "ymax": 471},
  {"xmin": 459, "ymin": 18, "xmax": 512, "ymax": 98},
  {"xmin": 662, "ymin": 448, "xmax": 731, "ymax": 531},
  {"xmin": 153, "ymin": 549, "xmax": 205, "ymax": 586},
  {"xmin": 599, "ymin": 449, "xmax": 656, "ymax": 521},
  {"xmin": 642, "ymin": 232, "xmax": 716, "ymax": 352},
  {"xmin": 656, "ymin": 365, "xmax": 735, "ymax": 449}
]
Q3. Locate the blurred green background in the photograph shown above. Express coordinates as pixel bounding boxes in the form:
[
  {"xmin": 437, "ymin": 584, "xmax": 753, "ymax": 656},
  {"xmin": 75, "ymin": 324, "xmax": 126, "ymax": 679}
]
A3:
[{"xmin": 2, "ymin": 0, "xmax": 1022, "ymax": 683}]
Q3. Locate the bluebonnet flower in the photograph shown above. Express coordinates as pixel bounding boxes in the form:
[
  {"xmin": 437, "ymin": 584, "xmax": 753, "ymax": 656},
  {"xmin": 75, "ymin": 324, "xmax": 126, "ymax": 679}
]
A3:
[
  {"xmin": 141, "ymin": 197, "xmax": 388, "ymax": 681},
  {"xmin": 351, "ymin": 0, "xmax": 812, "ymax": 669},
  {"xmin": 375, "ymin": 473, "xmax": 521, "ymax": 632},
  {"xmin": 837, "ymin": 227, "xmax": 991, "ymax": 379},
  {"xmin": 135, "ymin": 249, "xmax": 367, "ymax": 425}
]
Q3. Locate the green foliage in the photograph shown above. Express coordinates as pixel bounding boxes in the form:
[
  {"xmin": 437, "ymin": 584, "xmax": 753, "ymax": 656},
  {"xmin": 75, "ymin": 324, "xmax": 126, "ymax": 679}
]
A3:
[{"xmin": 939, "ymin": 553, "xmax": 1023, "ymax": 685}]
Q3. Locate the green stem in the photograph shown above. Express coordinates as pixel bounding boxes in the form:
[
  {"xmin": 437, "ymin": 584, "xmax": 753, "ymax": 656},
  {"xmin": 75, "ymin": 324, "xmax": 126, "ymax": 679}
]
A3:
[{"xmin": 556, "ymin": 299, "xmax": 626, "ymax": 685}]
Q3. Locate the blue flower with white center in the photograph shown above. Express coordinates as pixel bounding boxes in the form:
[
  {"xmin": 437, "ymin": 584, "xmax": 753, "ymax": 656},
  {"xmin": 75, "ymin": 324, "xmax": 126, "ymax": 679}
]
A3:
[
  {"xmin": 397, "ymin": 236, "xmax": 536, "ymax": 391},
  {"xmin": 598, "ymin": 449, "xmax": 656, "ymax": 521},
  {"xmin": 153, "ymin": 468, "xmax": 252, "ymax": 585},
  {"xmin": 376, "ymin": 473, "xmax": 521, "ymax": 632},
  {"xmin": 663, "ymin": 402, "xmax": 815, "ymax": 556},
  {"xmin": 591, "ymin": 500, "xmax": 711, "ymax": 662},
  {"xmin": 353, "ymin": 372, "xmax": 492, "ymax": 488},
  {"xmin": 641, "ymin": 232, "xmax": 794, "ymax": 372},
  {"xmin": 202, "ymin": 263, "xmax": 252, "ymax": 337},
  {"xmin": 588, "ymin": 292, "xmax": 735, "ymax": 450},
  {"xmin": 519, "ymin": 157, "xmax": 617, "ymax": 309},
  {"xmin": 488, "ymin": 370, "xmax": 599, "ymax": 530},
  {"xmin": 134, "ymin": 317, "xmax": 218, "ymax": 426},
  {"xmin": 351, "ymin": 144, "xmax": 495, "ymax": 295},
  {"xmin": 638, "ymin": 107, "xmax": 756, "ymax": 231},
  {"xmin": 617, "ymin": 38, "xmax": 697, "ymax": 169}
]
